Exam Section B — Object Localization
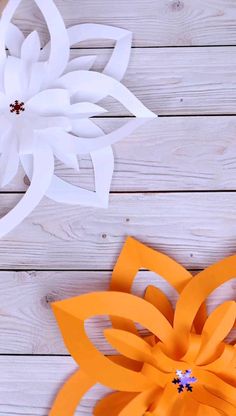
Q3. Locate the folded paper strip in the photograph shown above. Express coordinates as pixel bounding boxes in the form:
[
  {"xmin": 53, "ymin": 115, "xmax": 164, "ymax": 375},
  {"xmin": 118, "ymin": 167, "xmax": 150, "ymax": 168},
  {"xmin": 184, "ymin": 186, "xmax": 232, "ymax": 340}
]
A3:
[
  {"xmin": 51, "ymin": 237, "xmax": 236, "ymax": 415},
  {"xmin": 0, "ymin": 0, "xmax": 156, "ymax": 238}
]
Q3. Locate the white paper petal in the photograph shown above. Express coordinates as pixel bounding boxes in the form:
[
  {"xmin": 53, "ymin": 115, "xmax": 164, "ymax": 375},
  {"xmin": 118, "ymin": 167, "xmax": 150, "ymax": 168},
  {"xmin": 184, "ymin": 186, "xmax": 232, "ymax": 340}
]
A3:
[
  {"xmin": 17, "ymin": 124, "xmax": 34, "ymax": 155},
  {"xmin": 41, "ymin": 118, "xmax": 150, "ymax": 155},
  {"xmin": 91, "ymin": 146, "xmax": 114, "ymax": 207},
  {"xmin": 0, "ymin": 0, "xmax": 21, "ymax": 91},
  {"xmin": 57, "ymin": 70, "xmax": 156, "ymax": 117},
  {"xmin": 54, "ymin": 151, "xmax": 79, "ymax": 171},
  {"xmin": 71, "ymin": 118, "xmax": 104, "ymax": 138},
  {"xmin": 6, "ymin": 23, "xmax": 24, "ymax": 57},
  {"xmin": 67, "ymin": 24, "xmax": 132, "ymax": 81},
  {"xmin": 33, "ymin": 116, "xmax": 71, "ymax": 132},
  {"xmin": 65, "ymin": 56, "xmax": 96, "ymax": 73},
  {"xmin": 21, "ymin": 31, "xmax": 41, "ymax": 63},
  {"xmin": 66, "ymin": 102, "xmax": 107, "ymax": 118},
  {"xmin": 27, "ymin": 89, "xmax": 70, "ymax": 115},
  {"xmin": 28, "ymin": 61, "xmax": 47, "ymax": 98},
  {"xmin": 0, "ymin": 144, "xmax": 54, "ymax": 238},
  {"xmin": 0, "ymin": 129, "xmax": 19, "ymax": 187},
  {"xmin": 21, "ymin": 120, "xmax": 114, "ymax": 207},
  {"xmin": 4, "ymin": 56, "xmax": 29, "ymax": 101},
  {"xmin": 0, "ymin": 0, "xmax": 21, "ymax": 59},
  {"xmin": 0, "ymin": 92, "xmax": 8, "ymax": 112},
  {"xmin": 0, "ymin": 116, "xmax": 11, "ymax": 143},
  {"xmin": 33, "ymin": 0, "xmax": 69, "ymax": 85},
  {"xmin": 36, "ymin": 127, "xmax": 78, "ymax": 171}
]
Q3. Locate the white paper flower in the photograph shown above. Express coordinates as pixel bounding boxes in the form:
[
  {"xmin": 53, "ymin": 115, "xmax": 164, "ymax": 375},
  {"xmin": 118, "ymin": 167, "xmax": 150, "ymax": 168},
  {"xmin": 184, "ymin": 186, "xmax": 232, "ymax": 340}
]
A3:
[{"xmin": 0, "ymin": 0, "xmax": 156, "ymax": 237}]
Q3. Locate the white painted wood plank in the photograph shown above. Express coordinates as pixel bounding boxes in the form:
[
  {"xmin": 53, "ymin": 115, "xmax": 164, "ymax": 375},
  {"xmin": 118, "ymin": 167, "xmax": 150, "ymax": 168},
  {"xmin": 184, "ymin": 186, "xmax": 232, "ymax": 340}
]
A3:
[
  {"xmin": 2, "ymin": 47, "xmax": 236, "ymax": 115},
  {"xmin": 4, "ymin": 116, "xmax": 236, "ymax": 192},
  {"xmin": 0, "ymin": 270, "xmax": 234, "ymax": 354},
  {"xmin": 0, "ymin": 192, "xmax": 235, "ymax": 270},
  {"xmin": 12, "ymin": 0, "xmax": 236, "ymax": 47},
  {"xmin": 92, "ymin": 46, "xmax": 236, "ymax": 115},
  {"xmin": 53, "ymin": 47, "xmax": 236, "ymax": 116},
  {"xmin": 0, "ymin": 355, "xmax": 106, "ymax": 415}
]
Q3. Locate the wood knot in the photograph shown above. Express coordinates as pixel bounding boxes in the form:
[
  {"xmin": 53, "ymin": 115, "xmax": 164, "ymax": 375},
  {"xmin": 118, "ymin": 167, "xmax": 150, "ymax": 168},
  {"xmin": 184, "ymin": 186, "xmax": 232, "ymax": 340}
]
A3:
[
  {"xmin": 41, "ymin": 293, "xmax": 59, "ymax": 309},
  {"xmin": 24, "ymin": 175, "xmax": 30, "ymax": 186},
  {"xmin": 171, "ymin": 0, "xmax": 184, "ymax": 11}
]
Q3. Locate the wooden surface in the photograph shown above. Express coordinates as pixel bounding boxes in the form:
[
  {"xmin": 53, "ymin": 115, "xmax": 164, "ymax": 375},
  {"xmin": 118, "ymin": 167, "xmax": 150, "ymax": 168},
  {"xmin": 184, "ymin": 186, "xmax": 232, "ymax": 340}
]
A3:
[
  {"xmin": 13, "ymin": 0, "xmax": 236, "ymax": 47},
  {"xmin": 0, "ymin": 0, "xmax": 236, "ymax": 415}
]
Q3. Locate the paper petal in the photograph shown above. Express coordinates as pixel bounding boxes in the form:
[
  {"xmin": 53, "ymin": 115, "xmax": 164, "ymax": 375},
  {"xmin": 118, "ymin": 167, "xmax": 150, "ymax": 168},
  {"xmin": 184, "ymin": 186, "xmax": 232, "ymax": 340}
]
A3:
[
  {"xmin": 196, "ymin": 301, "xmax": 236, "ymax": 365},
  {"xmin": 6, "ymin": 23, "xmax": 24, "ymax": 57},
  {"xmin": 0, "ymin": 129, "xmax": 19, "ymax": 187},
  {"xmin": 66, "ymin": 102, "xmax": 107, "ymax": 118},
  {"xmin": 56, "ymin": 70, "xmax": 156, "ymax": 117},
  {"xmin": 52, "ymin": 292, "xmax": 172, "ymax": 391},
  {"xmin": 104, "ymin": 328, "xmax": 154, "ymax": 365},
  {"xmin": 192, "ymin": 385, "xmax": 236, "ymax": 415},
  {"xmin": 0, "ymin": 144, "xmax": 54, "ymax": 238},
  {"xmin": 21, "ymin": 31, "xmax": 41, "ymax": 63},
  {"xmin": 50, "ymin": 369, "xmax": 96, "ymax": 416},
  {"xmin": 0, "ymin": 0, "xmax": 21, "ymax": 59},
  {"xmin": 4, "ymin": 56, "xmax": 29, "ymax": 101},
  {"xmin": 144, "ymin": 285, "xmax": 174, "ymax": 324},
  {"xmin": 27, "ymin": 89, "xmax": 70, "ymax": 115},
  {"xmin": 33, "ymin": 0, "xmax": 70, "ymax": 86},
  {"xmin": 67, "ymin": 24, "xmax": 132, "ymax": 81},
  {"xmin": 110, "ymin": 237, "xmax": 192, "ymax": 334},
  {"xmin": 118, "ymin": 388, "xmax": 158, "ymax": 416},
  {"xmin": 94, "ymin": 392, "xmax": 138, "ymax": 416},
  {"xmin": 174, "ymin": 255, "xmax": 236, "ymax": 356},
  {"xmin": 65, "ymin": 56, "xmax": 97, "ymax": 73}
]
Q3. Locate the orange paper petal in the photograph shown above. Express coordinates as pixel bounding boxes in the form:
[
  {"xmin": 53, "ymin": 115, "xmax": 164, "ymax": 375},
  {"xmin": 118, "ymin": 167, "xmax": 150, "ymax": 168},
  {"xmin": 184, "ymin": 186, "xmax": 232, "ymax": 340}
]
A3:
[{"xmin": 49, "ymin": 369, "xmax": 95, "ymax": 416}]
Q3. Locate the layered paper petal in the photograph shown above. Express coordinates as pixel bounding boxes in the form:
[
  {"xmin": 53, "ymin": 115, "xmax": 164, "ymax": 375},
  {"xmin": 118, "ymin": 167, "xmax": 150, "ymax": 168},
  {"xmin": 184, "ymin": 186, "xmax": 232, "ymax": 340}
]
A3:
[{"xmin": 51, "ymin": 238, "xmax": 236, "ymax": 415}]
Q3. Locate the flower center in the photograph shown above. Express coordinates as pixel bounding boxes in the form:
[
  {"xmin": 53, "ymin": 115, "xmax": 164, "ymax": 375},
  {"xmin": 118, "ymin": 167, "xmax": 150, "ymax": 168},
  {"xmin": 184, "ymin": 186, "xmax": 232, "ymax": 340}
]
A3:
[
  {"xmin": 172, "ymin": 369, "xmax": 197, "ymax": 393},
  {"xmin": 9, "ymin": 100, "xmax": 25, "ymax": 115}
]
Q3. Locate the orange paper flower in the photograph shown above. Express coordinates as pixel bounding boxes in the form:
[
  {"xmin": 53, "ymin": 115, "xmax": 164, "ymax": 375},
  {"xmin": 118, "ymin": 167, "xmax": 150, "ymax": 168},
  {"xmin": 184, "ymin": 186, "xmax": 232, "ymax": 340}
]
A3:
[{"xmin": 50, "ymin": 237, "xmax": 236, "ymax": 415}]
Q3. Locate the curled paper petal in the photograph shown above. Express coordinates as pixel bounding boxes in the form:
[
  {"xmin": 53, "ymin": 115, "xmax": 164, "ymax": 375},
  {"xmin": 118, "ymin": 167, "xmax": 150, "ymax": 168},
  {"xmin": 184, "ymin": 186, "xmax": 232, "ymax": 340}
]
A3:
[
  {"xmin": 0, "ymin": 128, "xmax": 19, "ymax": 187},
  {"xmin": 0, "ymin": 0, "xmax": 156, "ymax": 237},
  {"xmin": 67, "ymin": 24, "xmax": 132, "ymax": 81},
  {"xmin": 0, "ymin": 144, "xmax": 54, "ymax": 238},
  {"xmin": 51, "ymin": 238, "xmax": 236, "ymax": 415},
  {"xmin": 21, "ymin": 31, "xmax": 41, "ymax": 63},
  {"xmin": 94, "ymin": 392, "xmax": 138, "ymax": 416},
  {"xmin": 64, "ymin": 55, "xmax": 97, "ymax": 73},
  {"xmin": 6, "ymin": 23, "xmax": 24, "ymax": 57},
  {"xmin": 56, "ymin": 70, "xmax": 155, "ymax": 116},
  {"xmin": 50, "ymin": 369, "xmax": 96, "ymax": 416}
]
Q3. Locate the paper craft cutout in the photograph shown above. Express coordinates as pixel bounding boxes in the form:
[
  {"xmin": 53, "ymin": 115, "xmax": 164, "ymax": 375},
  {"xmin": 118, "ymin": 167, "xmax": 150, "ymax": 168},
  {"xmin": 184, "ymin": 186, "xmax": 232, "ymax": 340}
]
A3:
[
  {"xmin": 0, "ymin": 1, "xmax": 156, "ymax": 238},
  {"xmin": 51, "ymin": 237, "xmax": 236, "ymax": 415}
]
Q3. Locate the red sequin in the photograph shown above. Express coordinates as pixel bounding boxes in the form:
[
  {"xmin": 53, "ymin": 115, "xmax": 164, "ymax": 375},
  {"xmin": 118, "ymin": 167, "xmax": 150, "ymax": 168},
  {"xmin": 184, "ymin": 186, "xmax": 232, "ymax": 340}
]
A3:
[{"xmin": 10, "ymin": 100, "xmax": 25, "ymax": 115}]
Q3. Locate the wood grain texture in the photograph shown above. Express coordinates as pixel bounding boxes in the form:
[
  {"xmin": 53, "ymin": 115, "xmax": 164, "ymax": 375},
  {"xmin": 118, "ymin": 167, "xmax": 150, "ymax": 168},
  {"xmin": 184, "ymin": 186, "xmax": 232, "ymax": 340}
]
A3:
[
  {"xmin": 0, "ymin": 270, "xmax": 234, "ymax": 354},
  {"xmin": 0, "ymin": 355, "xmax": 103, "ymax": 415},
  {"xmin": 0, "ymin": 193, "xmax": 235, "ymax": 270},
  {"xmin": 72, "ymin": 47, "xmax": 236, "ymax": 115},
  {"xmin": 1, "ymin": 2, "xmax": 236, "ymax": 414},
  {"xmin": 4, "ymin": 116, "xmax": 236, "ymax": 192},
  {"xmin": 12, "ymin": 0, "xmax": 236, "ymax": 47}
]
